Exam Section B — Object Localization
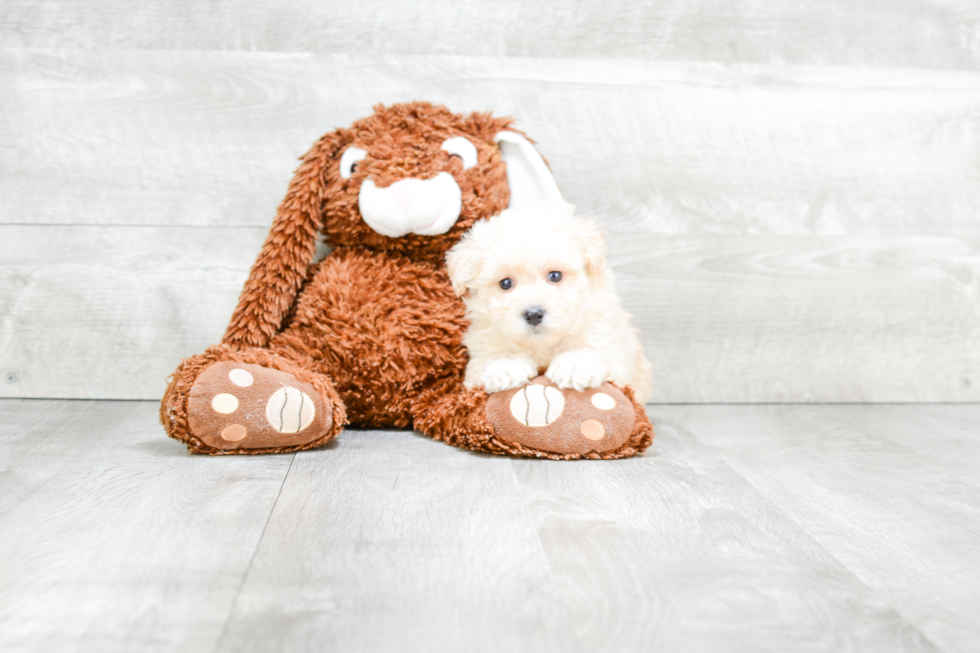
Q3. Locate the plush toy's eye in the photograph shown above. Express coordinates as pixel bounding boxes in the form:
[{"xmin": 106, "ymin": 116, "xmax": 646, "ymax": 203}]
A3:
[
  {"xmin": 339, "ymin": 147, "xmax": 368, "ymax": 179},
  {"xmin": 441, "ymin": 137, "xmax": 478, "ymax": 170},
  {"xmin": 499, "ymin": 278, "xmax": 514, "ymax": 291},
  {"xmin": 548, "ymin": 271, "xmax": 563, "ymax": 283}
]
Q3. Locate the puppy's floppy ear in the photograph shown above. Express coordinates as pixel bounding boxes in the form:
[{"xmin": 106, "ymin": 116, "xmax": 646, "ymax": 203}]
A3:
[
  {"xmin": 494, "ymin": 131, "xmax": 563, "ymax": 209},
  {"xmin": 445, "ymin": 237, "xmax": 480, "ymax": 297},
  {"xmin": 576, "ymin": 219, "xmax": 608, "ymax": 277},
  {"xmin": 222, "ymin": 131, "xmax": 343, "ymax": 348}
]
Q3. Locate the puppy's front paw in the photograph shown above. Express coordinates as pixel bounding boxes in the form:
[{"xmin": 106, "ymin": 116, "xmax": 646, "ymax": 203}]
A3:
[
  {"xmin": 478, "ymin": 358, "xmax": 537, "ymax": 394},
  {"xmin": 546, "ymin": 349, "xmax": 610, "ymax": 391}
]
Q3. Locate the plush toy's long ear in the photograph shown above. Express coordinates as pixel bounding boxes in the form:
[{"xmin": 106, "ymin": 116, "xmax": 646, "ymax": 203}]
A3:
[
  {"xmin": 493, "ymin": 131, "xmax": 564, "ymax": 209},
  {"xmin": 222, "ymin": 134, "xmax": 340, "ymax": 349}
]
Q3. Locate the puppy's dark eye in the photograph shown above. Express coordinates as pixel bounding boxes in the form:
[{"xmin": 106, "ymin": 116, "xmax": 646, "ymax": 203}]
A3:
[
  {"xmin": 499, "ymin": 278, "xmax": 514, "ymax": 291},
  {"xmin": 547, "ymin": 271, "xmax": 563, "ymax": 283}
]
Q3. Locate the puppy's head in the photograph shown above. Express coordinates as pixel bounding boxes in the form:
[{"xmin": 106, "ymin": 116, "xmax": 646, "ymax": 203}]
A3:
[{"xmin": 446, "ymin": 202, "xmax": 607, "ymax": 348}]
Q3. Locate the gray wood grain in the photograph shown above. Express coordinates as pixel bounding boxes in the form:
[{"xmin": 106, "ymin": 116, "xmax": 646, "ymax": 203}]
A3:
[
  {"xmin": 2, "ymin": 226, "xmax": 976, "ymax": 403},
  {"xmin": 216, "ymin": 413, "xmax": 935, "ymax": 653},
  {"xmin": 0, "ymin": 225, "xmax": 264, "ymax": 400},
  {"xmin": 673, "ymin": 404, "xmax": 980, "ymax": 652},
  {"xmin": 3, "ymin": 50, "xmax": 980, "ymax": 237},
  {"xmin": 0, "ymin": 399, "xmax": 294, "ymax": 653},
  {"xmin": 215, "ymin": 431, "xmax": 552, "ymax": 653},
  {"xmin": 4, "ymin": 399, "xmax": 979, "ymax": 652},
  {"xmin": 3, "ymin": 0, "xmax": 980, "ymax": 70},
  {"xmin": 4, "ymin": 20, "xmax": 979, "ymax": 403},
  {"xmin": 611, "ymin": 234, "xmax": 980, "ymax": 403},
  {"xmin": 843, "ymin": 405, "xmax": 980, "ymax": 489}
]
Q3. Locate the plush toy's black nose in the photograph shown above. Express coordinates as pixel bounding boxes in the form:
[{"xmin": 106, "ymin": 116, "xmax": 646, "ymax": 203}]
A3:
[{"xmin": 523, "ymin": 307, "xmax": 545, "ymax": 326}]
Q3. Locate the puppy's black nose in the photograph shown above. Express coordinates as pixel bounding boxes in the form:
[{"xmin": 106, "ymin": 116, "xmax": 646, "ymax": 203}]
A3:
[{"xmin": 523, "ymin": 307, "xmax": 545, "ymax": 326}]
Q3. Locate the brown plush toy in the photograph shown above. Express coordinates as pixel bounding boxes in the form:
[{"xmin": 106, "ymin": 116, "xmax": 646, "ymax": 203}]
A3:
[{"xmin": 161, "ymin": 102, "xmax": 653, "ymax": 459}]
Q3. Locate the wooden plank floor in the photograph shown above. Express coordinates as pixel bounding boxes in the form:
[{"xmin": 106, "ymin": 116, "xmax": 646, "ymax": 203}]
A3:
[{"xmin": 1, "ymin": 400, "xmax": 978, "ymax": 652}]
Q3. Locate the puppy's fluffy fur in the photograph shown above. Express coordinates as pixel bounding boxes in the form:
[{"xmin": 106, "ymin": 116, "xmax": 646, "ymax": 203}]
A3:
[{"xmin": 446, "ymin": 202, "xmax": 652, "ymax": 402}]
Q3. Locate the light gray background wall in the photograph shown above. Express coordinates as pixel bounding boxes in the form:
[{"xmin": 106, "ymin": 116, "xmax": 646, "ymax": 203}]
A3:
[{"xmin": 1, "ymin": 1, "xmax": 978, "ymax": 402}]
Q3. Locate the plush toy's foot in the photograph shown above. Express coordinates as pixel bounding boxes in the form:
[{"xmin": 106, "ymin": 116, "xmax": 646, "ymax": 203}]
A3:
[
  {"xmin": 413, "ymin": 376, "xmax": 652, "ymax": 460},
  {"xmin": 186, "ymin": 361, "xmax": 334, "ymax": 451},
  {"xmin": 486, "ymin": 376, "xmax": 641, "ymax": 457},
  {"xmin": 162, "ymin": 346, "xmax": 346, "ymax": 455}
]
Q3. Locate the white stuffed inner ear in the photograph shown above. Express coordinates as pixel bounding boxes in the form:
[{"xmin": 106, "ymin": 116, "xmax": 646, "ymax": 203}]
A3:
[
  {"xmin": 441, "ymin": 137, "xmax": 478, "ymax": 169},
  {"xmin": 493, "ymin": 132, "xmax": 563, "ymax": 208},
  {"xmin": 340, "ymin": 146, "xmax": 367, "ymax": 179}
]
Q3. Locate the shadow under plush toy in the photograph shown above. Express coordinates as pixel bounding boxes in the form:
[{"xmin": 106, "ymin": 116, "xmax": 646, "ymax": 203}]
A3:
[{"xmin": 161, "ymin": 102, "xmax": 653, "ymax": 459}]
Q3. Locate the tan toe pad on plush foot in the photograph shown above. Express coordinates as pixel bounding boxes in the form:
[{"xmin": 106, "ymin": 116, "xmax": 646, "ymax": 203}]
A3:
[
  {"xmin": 486, "ymin": 377, "xmax": 635, "ymax": 456},
  {"xmin": 187, "ymin": 362, "xmax": 331, "ymax": 451}
]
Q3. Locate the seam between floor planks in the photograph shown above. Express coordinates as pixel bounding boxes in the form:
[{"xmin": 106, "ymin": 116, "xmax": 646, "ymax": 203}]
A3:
[
  {"xmin": 695, "ymin": 435, "xmax": 946, "ymax": 652},
  {"xmin": 669, "ymin": 403, "xmax": 980, "ymax": 652},
  {"xmin": 212, "ymin": 453, "xmax": 297, "ymax": 653}
]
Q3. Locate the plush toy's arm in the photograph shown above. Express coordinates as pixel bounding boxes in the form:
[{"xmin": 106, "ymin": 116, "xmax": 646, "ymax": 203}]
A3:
[{"xmin": 222, "ymin": 135, "xmax": 339, "ymax": 349}]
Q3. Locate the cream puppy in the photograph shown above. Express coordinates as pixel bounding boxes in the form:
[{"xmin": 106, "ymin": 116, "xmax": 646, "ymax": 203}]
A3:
[{"xmin": 446, "ymin": 202, "xmax": 652, "ymax": 402}]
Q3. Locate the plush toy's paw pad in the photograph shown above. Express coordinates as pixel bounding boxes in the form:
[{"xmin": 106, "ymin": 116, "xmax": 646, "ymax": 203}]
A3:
[
  {"xmin": 486, "ymin": 376, "xmax": 635, "ymax": 456},
  {"xmin": 186, "ymin": 362, "xmax": 332, "ymax": 451},
  {"xmin": 508, "ymin": 384, "xmax": 565, "ymax": 426}
]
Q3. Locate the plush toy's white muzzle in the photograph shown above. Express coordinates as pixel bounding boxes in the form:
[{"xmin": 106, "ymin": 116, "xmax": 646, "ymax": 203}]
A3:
[{"xmin": 358, "ymin": 173, "xmax": 463, "ymax": 238}]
